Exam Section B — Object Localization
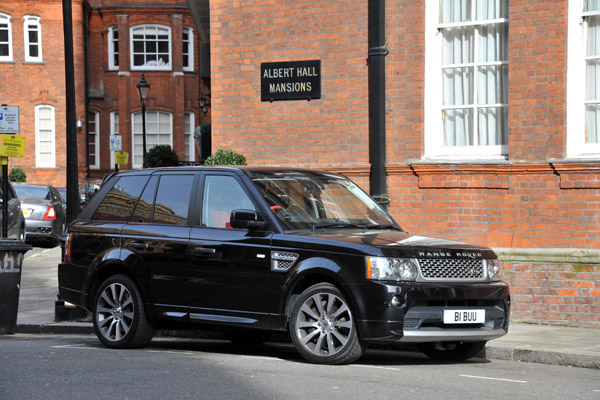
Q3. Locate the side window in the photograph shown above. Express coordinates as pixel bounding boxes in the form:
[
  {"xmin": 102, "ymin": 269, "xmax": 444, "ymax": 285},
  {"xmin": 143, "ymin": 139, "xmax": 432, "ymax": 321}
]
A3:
[
  {"xmin": 202, "ymin": 175, "xmax": 255, "ymax": 228},
  {"xmin": 131, "ymin": 176, "xmax": 158, "ymax": 223},
  {"xmin": 153, "ymin": 175, "xmax": 194, "ymax": 225},
  {"xmin": 92, "ymin": 176, "xmax": 149, "ymax": 221}
]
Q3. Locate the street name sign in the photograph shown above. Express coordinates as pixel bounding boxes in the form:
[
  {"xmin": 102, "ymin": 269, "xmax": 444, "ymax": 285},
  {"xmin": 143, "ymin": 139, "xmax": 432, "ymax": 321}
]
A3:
[{"xmin": 261, "ymin": 60, "xmax": 321, "ymax": 102}]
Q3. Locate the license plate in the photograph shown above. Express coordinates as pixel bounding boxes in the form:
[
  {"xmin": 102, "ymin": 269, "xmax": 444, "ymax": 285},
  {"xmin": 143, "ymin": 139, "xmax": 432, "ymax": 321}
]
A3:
[
  {"xmin": 22, "ymin": 209, "xmax": 33, "ymax": 218},
  {"xmin": 443, "ymin": 309, "xmax": 485, "ymax": 324}
]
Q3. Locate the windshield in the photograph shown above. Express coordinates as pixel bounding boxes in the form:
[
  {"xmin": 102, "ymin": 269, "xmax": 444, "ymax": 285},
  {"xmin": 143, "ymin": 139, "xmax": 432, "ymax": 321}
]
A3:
[
  {"xmin": 14, "ymin": 185, "xmax": 51, "ymax": 201},
  {"xmin": 251, "ymin": 170, "xmax": 399, "ymax": 232}
]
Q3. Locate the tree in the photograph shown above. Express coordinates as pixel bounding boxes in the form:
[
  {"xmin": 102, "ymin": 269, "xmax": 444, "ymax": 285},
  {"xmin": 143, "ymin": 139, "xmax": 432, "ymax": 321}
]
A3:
[
  {"xmin": 143, "ymin": 145, "xmax": 180, "ymax": 168},
  {"xmin": 203, "ymin": 149, "xmax": 247, "ymax": 165},
  {"xmin": 9, "ymin": 168, "xmax": 26, "ymax": 182}
]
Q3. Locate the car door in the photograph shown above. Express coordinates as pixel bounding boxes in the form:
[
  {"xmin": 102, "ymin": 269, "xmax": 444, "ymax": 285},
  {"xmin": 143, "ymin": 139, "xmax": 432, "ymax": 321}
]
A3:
[
  {"xmin": 6, "ymin": 182, "xmax": 23, "ymax": 239},
  {"xmin": 121, "ymin": 172, "xmax": 197, "ymax": 319},
  {"xmin": 188, "ymin": 173, "xmax": 274, "ymax": 329}
]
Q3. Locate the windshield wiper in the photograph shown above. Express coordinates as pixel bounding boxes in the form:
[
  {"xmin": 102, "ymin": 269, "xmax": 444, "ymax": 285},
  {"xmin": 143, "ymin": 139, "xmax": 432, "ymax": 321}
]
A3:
[
  {"xmin": 312, "ymin": 223, "xmax": 367, "ymax": 232},
  {"xmin": 365, "ymin": 224, "xmax": 402, "ymax": 230}
]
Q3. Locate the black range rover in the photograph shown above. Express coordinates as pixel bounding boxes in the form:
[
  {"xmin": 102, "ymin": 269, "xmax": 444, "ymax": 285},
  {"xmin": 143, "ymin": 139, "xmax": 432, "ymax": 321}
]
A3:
[{"xmin": 58, "ymin": 167, "xmax": 510, "ymax": 365}]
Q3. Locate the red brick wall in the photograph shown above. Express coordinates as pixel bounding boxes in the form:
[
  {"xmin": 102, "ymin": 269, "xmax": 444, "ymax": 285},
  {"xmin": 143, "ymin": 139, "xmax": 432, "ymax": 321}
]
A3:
[
  {"xmin": 499, "ymin": 251, "xmax": 600, "ymax": 328},
  {"xmin": 508, "ymin": 0, "xmax": 568, "ymax": 160},
  {"xmin": 0, "ymin": 0, "xmax": 87, "ymax": 188},
  {"xmin": 210, "ymin": 0, "xmax": 370, "ymax": 167}
]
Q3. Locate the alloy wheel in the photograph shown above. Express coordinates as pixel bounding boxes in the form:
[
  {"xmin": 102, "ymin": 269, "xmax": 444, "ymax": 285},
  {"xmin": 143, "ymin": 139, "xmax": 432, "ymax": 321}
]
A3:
[
  {"xmin": 294, "ymin": 292, "xmax": 354, "ymax": 357},
  {"xmin": 95, "ymin": 282, "xmax": 135, "ymax": 342}
]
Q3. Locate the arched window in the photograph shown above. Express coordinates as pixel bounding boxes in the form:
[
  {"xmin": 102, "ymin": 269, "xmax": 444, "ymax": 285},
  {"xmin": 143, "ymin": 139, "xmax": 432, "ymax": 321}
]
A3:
[
  {"xmin": 24, "ymin": 15, "xmax": 42, "ymax": 62},
  {"xmin": 35, "ymin": 105, "xmax": 55, "ymax": 168},
  {"xmin": 130, "ymin": 25, "xmax": 171, "ymax": 70},
  {"xmin": 131, "ymin": 110, "xmax": 172, "ymax": 168}
]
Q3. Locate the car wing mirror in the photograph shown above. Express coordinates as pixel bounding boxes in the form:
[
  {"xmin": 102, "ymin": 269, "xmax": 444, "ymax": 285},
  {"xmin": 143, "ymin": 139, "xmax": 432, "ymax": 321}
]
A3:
[{"xmin": 230, "ymin": 209, "xmax": 267, "ymax": 230}]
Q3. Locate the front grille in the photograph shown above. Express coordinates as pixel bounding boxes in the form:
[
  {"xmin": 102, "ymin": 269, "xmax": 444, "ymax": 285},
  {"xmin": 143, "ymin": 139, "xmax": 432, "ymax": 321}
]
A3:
[{"xmin": 418, "ymin": 258, "xmax": 485, "ymax": 280}]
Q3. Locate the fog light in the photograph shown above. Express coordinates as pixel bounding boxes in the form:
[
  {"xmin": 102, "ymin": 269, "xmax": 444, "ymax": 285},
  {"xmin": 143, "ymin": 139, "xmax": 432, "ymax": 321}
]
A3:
[{"xmin": 391, "ymin": 295, "xmax": 401, "ymax": 307}]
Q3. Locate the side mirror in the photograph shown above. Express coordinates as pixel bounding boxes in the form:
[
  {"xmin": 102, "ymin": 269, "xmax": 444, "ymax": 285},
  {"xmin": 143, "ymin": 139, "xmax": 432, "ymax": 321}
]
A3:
[{"xmin": 230, "ymin": 209, "xmax": 267, "ymax": 230}]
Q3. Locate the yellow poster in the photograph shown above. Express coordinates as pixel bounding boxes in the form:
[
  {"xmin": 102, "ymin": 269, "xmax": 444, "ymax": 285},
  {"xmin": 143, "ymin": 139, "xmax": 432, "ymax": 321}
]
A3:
[
  {"xmin": 115, "ymin": 151, "xmax": 129, "ymax": 165},
  {"xmin": 0, "ymin": 135, "xmax": 25, "ymax": 158}
]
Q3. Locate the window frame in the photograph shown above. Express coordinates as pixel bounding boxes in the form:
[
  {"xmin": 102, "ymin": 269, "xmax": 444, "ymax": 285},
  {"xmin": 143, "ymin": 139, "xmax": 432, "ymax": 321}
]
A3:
[
  {"xmin": 108, "ymin": 25, "xmax": 119, "ymax": 70},
  {"xmin": 183, "ymin": 26, "xmax": 194, "ymax": 71},
  {"xmin": 88, "ymin": 111, "xmax": 100, "ymax": 170},
  {"xmin": 567, "ymin": 0, "xmax": 600, "ymax": 157},
  {"xmin": 185, "ymin": 111, "xmax": 195, "ymax": 162},
  {"xmin": 131, "ymin": 110, "xmax": 173, "ymax": 169},
  {"xmin": 0, "ymin": 13, "xmax": 13, "ymax": 62},
  {"xmin": 109, "ymin": 111, "xmax": 119, "ymax": 167},
  {"xmin": 130, "ymin": 24, "xmax": 172, "ymax": 71},
  {"xmin": 35, "ymin": 104, "xmax": 55, "ymax": 168},
  {"xmin": 424, "ymin": 1, "xmax": 509, "ymax": 160},
  {"xmin": 24, "ymin": 15, "xmax": 42, "ymax": 62}
]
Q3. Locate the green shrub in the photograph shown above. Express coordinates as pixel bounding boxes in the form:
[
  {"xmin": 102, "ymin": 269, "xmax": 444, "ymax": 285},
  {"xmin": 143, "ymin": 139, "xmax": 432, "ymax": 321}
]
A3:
[
  {"xmin": 204, "ymin": 149, "xmax": 247, "ymax": 166},
  {"xmin": 143, "ymin": 145, "xmax": 180, "ymax": 168},
  {"xmin": 9, "ymin": 168, "xmax": 26, "ymax": 182}
]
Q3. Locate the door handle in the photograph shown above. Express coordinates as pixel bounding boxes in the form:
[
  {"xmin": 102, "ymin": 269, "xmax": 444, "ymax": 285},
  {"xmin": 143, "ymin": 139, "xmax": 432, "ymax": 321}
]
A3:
[
  {"xmin": 129, "ymin": 242, "xmax": 149, "ymax": 250},
  {"xmin": 192, "ymin": 246, "xmax": 216, "ymax": 256}
]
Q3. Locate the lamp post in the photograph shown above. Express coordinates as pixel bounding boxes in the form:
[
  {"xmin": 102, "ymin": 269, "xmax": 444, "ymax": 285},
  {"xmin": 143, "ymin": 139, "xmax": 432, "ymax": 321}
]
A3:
[{"xmin": 137, "ymin": 73, "xmax": 151, "ymax": 165}]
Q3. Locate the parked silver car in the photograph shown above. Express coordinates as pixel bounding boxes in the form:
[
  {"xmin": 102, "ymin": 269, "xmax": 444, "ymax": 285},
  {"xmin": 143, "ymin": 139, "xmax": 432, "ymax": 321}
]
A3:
[
  {"xmin": 14, "ymin": 183, "xmax": 66, "ymax": 246},
  {"xmin": 0, "ymin": 178, "xmax": 26, "ymax": 240}
]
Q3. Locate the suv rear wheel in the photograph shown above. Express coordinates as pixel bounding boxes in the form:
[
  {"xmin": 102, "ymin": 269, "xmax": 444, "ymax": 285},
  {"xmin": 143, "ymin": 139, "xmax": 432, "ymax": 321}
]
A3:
[
  {"xmin": 92, "ymin": 274, "xmax": 156, "ymax": 348},
  {"xmin": 289, "ymin": 283, "xmax": 364, "ymax": 365}
]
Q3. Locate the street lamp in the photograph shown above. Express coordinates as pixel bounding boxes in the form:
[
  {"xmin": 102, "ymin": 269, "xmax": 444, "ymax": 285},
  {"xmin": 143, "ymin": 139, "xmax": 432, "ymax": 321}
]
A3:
[
  {"xmin": 198, "ymin": 95, "xmax": 209, "ymax": 114},
  {"xmin": 137, "ymin": 73, "xmax": 151, "ymax": 165}
]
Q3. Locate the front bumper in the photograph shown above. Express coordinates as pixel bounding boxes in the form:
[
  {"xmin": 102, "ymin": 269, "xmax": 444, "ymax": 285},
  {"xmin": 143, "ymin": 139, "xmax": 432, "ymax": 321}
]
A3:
[{"xmin": 353, "ymin": 280, "xmax": 510, "ymax": 343}]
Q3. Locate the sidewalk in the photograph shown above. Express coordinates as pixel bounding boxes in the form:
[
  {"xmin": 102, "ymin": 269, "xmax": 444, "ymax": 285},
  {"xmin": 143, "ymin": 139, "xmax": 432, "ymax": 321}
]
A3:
[{"xmin": 14, "ymin": 246, "xmax": 600, "ymax": 369}]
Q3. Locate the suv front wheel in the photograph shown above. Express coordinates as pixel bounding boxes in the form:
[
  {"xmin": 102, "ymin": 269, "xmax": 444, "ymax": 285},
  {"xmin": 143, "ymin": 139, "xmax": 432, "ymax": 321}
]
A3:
[
  {"xmin": 92, "ymin": 274, "xmax": 156, "ymax": 348},
  {"xmin": 289, "ymin": 283, "xmax": 365, "ymax": 365}
]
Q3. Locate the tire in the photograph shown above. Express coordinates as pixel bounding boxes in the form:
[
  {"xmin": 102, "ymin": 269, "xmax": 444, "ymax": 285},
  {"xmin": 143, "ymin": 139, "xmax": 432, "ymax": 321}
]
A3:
[
  {"xmin": 417, "ymin": 341, "xmax": 486, "ymax": 361},
  {"xmin": 92, "ymin": 274, "xmax": 156, "ymax": 349},
  {"xmin": 289, "ymin": 283, "xmax": 364, "ymax": 365}
]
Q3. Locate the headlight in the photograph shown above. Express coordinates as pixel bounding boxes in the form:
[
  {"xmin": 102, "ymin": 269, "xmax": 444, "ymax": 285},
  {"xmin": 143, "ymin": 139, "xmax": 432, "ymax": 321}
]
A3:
[
  {"xmin": 485, "ymin": 258, "xmax": 500, "ymax": 280},
  {"xmin": 366, "ymin": 257, "xmax": 418, "ymax": 282}
]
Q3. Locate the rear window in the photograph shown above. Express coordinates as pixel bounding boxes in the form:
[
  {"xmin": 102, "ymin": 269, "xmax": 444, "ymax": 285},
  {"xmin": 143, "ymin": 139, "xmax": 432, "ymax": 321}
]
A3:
[{"xmin": 92, "ymin": 176, "xmax": 149, "ymax": 221}]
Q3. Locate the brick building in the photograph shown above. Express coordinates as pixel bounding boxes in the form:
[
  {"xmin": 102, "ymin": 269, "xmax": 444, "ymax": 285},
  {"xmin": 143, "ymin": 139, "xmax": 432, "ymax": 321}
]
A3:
[
  {"xmin": 198, "ymin": 0, "xmax": 600, "ymax": 327},
  {"xmin": 0, "ymin": 0, "xmax": 87, "ymax": 187},
  {"xmin": 84, "ymin": 0, "xmax": 208, "ymax": 180}
]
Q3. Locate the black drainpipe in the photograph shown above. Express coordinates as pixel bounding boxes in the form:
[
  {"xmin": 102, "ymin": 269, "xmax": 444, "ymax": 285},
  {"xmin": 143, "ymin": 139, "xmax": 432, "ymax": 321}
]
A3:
[{"xmin": 368, "ymin": 0, "xmax": 388, "ymax": 207}]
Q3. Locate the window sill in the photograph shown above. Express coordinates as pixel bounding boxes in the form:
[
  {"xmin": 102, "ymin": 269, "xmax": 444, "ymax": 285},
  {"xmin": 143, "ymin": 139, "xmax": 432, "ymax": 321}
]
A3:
[{"xmin": 22, "ymin": 60, "xmax": 45, "ymax": 65}]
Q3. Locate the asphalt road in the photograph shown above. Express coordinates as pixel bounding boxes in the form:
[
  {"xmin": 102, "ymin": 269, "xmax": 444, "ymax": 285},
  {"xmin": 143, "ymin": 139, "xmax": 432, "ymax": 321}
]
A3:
[{"xmin": 1, "ymin": 334, "xmax": 599, "ymax": 400}]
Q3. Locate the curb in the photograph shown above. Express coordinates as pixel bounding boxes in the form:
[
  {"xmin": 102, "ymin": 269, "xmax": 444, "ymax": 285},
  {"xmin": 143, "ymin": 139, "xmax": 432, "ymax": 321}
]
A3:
[{"xmin": 483, "ymin": 344, "xmax": 600, "ymax": 370}]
